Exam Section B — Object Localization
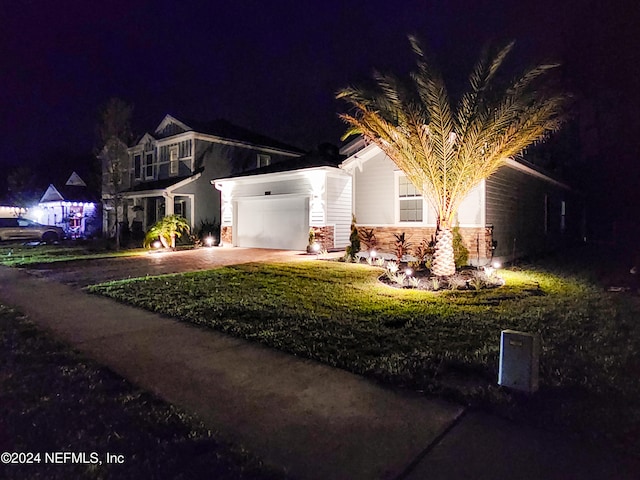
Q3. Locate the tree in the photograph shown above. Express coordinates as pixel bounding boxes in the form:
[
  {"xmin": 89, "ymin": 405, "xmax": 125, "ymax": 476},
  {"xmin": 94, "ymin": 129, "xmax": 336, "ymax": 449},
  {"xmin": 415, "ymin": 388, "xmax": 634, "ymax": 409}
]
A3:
[
  {"xmin": 143, "ymin": 214, "xmax": 191, "ymax": 249},
  {"xmin": 97, "ymin": 98, "xmax": 133, "ymax": 250},
  {"xmin": 337, "ymin": 37, "xmax": 569, "ymax": 276}
]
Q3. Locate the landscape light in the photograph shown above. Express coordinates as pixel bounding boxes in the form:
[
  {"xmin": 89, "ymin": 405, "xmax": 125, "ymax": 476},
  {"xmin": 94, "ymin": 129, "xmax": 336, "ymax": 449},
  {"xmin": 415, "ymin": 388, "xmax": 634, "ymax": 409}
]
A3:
[
  {"xmin": 152, "ymin": 241, "xmax": 162, "ymax": 249},
  {"xmin": 492, "ymin": 261, "xmax": 502, "ymax": 269},
  {"xmin": 405, "ymin": 268, "xmax": 413, "ymax": 276},
  {"xmin": 312, "ymin": 242, "xmax": 320, "ymax": 252},
  {"xmin": 205, "ymin": 236, "xmax": 214, "ymax": 247},
  {"xmin": 370, "ymin": 249, "xmax": 377, "ymax": 258}
]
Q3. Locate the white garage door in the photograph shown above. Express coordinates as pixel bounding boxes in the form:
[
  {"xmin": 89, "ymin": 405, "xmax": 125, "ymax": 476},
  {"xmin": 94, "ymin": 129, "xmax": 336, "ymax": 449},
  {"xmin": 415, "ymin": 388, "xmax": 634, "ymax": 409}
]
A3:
[{"xmin": 236, "ymin": 196, "xmax": 309, "ymax": 250}]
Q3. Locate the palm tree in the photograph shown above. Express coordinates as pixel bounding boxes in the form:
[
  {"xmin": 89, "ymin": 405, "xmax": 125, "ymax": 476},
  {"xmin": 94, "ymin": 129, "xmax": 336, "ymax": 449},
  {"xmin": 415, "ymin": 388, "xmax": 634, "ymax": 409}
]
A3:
[
  {"xmin": 337, "ymin": 37, "xmax": 569, "ymax": 276},
  {"xmin": 144, "ymin": 214, "xmax": 191, "ymax": 249}
]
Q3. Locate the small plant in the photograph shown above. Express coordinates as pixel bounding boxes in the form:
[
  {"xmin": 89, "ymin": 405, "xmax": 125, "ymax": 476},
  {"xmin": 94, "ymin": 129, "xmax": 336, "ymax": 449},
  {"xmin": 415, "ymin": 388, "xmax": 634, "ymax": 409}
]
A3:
[
  {"xmin": 308, "ymin": 228, "xmax": 315, "ymax": 246},
  {"xmin": 408, "ymin": 277, "xmax": 421, "ymax": 288},
  {"xmin": 196, "ymin": 218, "xmax": 220, "ymax": 246},
  {"xmin": 452, "ymin": 226, "xmax": 469, "ymax": 268},
  {"xmin": 468, "ymin": 270, "xmax": 489, "ymax": 290},
  {"xmin": 345, "ymin": 216, "xmax": 361, "ymax": 261},
  {"xmin": 390, "ymin": 272, "xmax": 406, "ymax": 286},
  {"xmin": 413, "ymin": 236, "xmax": 435, "ymax": 269},
  {"xmin": 431, "ymin": 276, "xmax": 441, "ymax": 291},
  {"xmin": 359, "ymin": 228, "xmax": 378, "ymax": 251},
  {"xmin": 393, "ymin": 232, "xmax": 412, "ymax": 262},
  {"xmin": 447, "ymin": 274, "xmax": 468, "ymax": 290},
  {"xmin": 386, "ymin": 261, "xmax": 399, "ymax": 273},
  {"xmin": 375, "ymin": 257, "xmax": 386, "ymax": 267}
]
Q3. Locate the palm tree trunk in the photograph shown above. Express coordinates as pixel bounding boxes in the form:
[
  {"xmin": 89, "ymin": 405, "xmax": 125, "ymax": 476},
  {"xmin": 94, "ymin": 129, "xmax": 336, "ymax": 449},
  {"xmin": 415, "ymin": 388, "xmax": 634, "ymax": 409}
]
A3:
[{"xmin": 432, "ymin": 226, "xmax": 456, "ymax": 276}]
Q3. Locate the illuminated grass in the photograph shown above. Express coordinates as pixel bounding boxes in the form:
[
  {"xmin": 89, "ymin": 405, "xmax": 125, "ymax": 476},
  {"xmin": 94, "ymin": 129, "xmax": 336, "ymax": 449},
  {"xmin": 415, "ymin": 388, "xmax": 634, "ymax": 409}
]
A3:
[
  {"xmin": 0, "ymin": 244, "xmax": 146, "ymax": 267},
  {"xmin": 89, "ymin": 261, "xmax": 640, "ymax": 455}
]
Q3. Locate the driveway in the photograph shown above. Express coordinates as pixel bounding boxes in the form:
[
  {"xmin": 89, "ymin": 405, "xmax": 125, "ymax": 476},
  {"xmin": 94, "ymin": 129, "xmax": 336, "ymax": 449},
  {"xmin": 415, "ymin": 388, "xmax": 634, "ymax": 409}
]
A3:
[{"xmin": 24, "ymin": 247, "xmax": 316, "ymax": 287}]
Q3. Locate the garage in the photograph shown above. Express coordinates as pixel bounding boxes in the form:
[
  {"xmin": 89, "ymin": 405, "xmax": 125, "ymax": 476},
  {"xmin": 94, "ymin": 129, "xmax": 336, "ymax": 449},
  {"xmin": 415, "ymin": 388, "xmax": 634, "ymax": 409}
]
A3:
[{"xmin": 236, "ymin": 195, "xmax": 309, "ymax": 250}]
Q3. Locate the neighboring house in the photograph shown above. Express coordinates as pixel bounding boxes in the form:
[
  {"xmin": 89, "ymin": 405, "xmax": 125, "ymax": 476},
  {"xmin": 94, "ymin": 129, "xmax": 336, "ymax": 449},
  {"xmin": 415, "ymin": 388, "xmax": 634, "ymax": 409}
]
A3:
[
  {"xmin": 214, "ymin": 149, "xmax": 351, "ymax": 251},
  {"xmin": 102, "ymin": 114, "xmax": 305, "ymax": 240},
  {"xmin": 28, "ymin": 172, "xmax": 100, "ymax": 239},
  {"xmin": 215, "ymin": 137, "xmax": 584, "ymax": 265}
]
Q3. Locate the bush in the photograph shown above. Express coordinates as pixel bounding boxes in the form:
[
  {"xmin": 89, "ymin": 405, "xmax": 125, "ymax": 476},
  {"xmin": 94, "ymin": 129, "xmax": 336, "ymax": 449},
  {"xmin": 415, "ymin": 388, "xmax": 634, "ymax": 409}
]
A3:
[{"xmin": 452, "ymin": 226, "xmax": 469, "ymax": 268}]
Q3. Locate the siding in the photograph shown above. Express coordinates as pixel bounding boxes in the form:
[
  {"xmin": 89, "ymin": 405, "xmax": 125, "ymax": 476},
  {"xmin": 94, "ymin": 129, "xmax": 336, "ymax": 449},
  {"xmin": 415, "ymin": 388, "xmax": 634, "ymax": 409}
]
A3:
[
  {"xmin": 326, "ymin": 174, "xmax": 352, "ymax": 248},
  {"xmin": 485, "ymin": 164, "xmax": 574, "ymax": 261},
  {"xmin": 354, "ymin": 151, "xmax": 396, "ymax": 224}
]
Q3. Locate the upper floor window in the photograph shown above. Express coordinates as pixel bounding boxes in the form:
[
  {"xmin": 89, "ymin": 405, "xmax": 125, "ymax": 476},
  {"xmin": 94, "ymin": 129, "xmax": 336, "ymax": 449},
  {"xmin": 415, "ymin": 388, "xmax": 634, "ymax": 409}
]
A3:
[
  {"xmin": 257, "ymin": 154, "xmax": 271, "ymax": 168},
  {"xmin": 133, "ymin": 154, "xmax": 142, "ymax": 180},
  {"xmin": 398, "ymin": 175, "xmax": 423, "ymax": 222},
  {"xmin": 170, "ymin": 147, "xmax": 179, "ymax": 175},
  {"xmin": 145, "ymin": 153, "xmax": 154, "ymax": 179}
]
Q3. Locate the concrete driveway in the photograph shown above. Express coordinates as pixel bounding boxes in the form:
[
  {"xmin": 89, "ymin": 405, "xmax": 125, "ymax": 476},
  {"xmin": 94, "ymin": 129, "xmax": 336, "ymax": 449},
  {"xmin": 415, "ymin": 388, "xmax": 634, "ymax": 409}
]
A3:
[{"xmin": 24, "ymin": 246, "xmax": 316, "ymax": 287}]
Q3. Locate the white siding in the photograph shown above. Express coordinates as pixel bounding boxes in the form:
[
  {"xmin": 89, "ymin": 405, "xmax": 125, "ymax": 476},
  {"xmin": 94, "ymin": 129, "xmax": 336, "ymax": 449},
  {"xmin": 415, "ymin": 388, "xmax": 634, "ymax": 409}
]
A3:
[
  {"xmin": 456, "ymin": 182, "xmax": 484, "ymax": 226},
  {"xmin": 326, "ymin": 174, "xmax": 352, "ymax": 248},
  {"xmin": 354, "ymin": 151, "xmax": 396, "ymax": 224}
]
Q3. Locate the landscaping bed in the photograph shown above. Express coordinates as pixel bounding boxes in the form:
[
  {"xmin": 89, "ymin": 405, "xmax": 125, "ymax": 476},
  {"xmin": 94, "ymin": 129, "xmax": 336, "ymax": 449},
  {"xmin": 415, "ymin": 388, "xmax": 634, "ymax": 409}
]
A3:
[
  {"xmin": 89, "ymin": 259, "xmax": 640, "ymax": 457},
  {"xmin": 0, "ymin": 304, "xmax": 285, "ymax": 480}
]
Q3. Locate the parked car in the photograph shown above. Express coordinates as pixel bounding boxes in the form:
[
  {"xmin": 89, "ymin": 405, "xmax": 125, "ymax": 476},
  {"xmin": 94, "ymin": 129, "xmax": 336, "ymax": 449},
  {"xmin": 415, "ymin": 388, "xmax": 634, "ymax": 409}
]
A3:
[{"xmin": 0, "ymin": 217, "xmax": 65, "ymax": 243}]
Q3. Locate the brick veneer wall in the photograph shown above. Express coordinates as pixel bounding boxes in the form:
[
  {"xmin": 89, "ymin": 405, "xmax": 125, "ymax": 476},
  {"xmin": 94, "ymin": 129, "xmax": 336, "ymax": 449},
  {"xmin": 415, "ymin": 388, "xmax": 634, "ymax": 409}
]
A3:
[
  {"xmin": 356, "ymin": 225, "xmax": 493, "ymax": 265},
  {"xmin": 221, "ymin": 226, "xmax": 232, "ymax": 245},
  {"xmin": 310, "ymin": 226, "xmax": 334, "ymax": 251}
]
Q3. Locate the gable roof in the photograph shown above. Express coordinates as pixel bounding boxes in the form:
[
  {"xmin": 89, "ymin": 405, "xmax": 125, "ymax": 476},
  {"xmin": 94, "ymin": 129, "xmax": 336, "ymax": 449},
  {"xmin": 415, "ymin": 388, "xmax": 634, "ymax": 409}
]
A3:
[
  {"xmin": 148, "ymin": 114, "xmax": 305, "ymax": 154},
  {"xmin": 40, "ymin": 184, "xmax": 65, "ymax": 203},
  {"xmin": 65, "ymin": 171, "xmax": 86, "ymax": 187}
]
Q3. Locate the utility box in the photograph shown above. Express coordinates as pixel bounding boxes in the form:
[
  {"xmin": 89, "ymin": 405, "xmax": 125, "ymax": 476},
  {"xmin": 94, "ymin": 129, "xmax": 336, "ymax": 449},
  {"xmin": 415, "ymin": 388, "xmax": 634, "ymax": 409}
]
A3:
[{"xmin": 498, "ymin": 330, "xmax": 540, "ymax": 393}]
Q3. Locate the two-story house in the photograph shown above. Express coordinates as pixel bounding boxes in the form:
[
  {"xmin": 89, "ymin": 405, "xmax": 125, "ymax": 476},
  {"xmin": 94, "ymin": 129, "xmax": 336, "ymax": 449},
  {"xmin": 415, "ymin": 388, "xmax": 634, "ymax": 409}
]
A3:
[{"xmin": 102, "ymin": 114, "xmax": 304, "ymax": 240}]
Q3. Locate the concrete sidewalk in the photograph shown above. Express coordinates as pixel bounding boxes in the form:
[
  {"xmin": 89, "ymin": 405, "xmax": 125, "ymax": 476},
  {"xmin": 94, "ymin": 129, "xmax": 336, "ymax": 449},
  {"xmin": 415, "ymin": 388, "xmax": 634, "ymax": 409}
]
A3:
[{"xmin": 1, "ymin": 266, "xmax": 639, "ymax": 479}]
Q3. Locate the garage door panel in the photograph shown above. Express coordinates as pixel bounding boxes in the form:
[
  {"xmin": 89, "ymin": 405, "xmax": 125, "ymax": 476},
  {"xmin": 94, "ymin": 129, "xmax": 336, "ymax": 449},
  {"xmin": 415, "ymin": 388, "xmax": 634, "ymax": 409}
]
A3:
[{"xmin": 237, "ymin": 196, "xmax": 309, "ymax": 250}]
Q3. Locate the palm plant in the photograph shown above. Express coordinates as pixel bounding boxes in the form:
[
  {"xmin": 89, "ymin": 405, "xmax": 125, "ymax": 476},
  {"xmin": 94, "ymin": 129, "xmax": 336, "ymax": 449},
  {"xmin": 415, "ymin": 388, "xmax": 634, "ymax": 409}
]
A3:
[
  {"xmin": 337, "ymin": 37, "xmax": 569, "ymax": 276},
  {"xmin": 144, "ymin": 214, "xmax": 191, "ymax": 249}
]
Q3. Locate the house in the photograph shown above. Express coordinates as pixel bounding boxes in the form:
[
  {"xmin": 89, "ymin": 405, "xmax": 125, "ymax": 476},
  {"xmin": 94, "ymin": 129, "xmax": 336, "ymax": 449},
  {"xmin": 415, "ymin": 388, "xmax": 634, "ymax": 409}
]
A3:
[
  {"xmin": 28, "ymin": 172, "xmax": 100, "ymax": 238},
  {"xmin": 102, "ymin": 114, "xmax": 305, "ymax": 241},
  {"xmin": 214, "ymin": 137, "xmax": 584, "ymax": 265}
]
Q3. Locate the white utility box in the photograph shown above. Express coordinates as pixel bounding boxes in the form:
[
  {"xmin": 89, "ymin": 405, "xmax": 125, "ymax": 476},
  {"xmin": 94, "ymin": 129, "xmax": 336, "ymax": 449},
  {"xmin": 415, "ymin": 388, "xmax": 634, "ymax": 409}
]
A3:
[{"xmin": 498, "ymin": 330, "xmax": 540, "ymax": 393}]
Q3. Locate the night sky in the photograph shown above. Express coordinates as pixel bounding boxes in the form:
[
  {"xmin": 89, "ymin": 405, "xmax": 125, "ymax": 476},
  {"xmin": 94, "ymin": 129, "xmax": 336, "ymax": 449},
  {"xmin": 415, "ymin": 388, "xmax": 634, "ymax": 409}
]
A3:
[{"xmin": 2, "ymin": 0, "xmax": 639, "ymax": 224}]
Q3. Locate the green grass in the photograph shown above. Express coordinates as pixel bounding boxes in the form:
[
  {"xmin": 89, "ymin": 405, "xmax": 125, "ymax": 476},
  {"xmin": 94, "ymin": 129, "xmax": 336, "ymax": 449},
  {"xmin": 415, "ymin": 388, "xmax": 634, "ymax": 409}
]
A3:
[
  {"xmin": 0, "ymin": 304, "xmax": 285, "ymax": 480},
  {"xmin": 0, "ymin": 243, "xmax": 146, "ymax": 267},
  {"xmin": 88, "ymin": 260, "xmax": 640, "ymax": 456}
]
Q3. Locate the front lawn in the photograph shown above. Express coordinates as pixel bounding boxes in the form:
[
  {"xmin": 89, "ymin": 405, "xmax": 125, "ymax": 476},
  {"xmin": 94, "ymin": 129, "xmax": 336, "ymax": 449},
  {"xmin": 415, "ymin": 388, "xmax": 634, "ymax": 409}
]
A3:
[
  {"xmin": 89, "ymin": 261, "xmax": 640, "ymax": 455},
  {"xmin": 0, "ymin": 304, "xmax": 284, "ymax": 480},
  {"xmin": 0, "ymin": 243, "xmax": 146, "ymax": 267}
]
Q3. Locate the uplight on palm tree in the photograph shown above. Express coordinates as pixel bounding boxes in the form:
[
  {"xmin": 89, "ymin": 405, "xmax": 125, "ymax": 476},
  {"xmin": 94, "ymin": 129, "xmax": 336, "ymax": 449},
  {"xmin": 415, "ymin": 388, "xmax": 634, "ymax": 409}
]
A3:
[{"xmin": 337, "ymin": 37, "xmax": 569, "ymax": 276}]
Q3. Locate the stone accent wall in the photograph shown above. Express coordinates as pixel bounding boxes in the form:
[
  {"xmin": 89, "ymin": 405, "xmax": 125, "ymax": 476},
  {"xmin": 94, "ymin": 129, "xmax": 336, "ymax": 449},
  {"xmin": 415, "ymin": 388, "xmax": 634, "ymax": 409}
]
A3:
[
  {"xmin": 355, "ymin": 225, "xmax": 493, "ymax": 265},
  {"xmin": 310, "ymin": 226, "xmax": 334, "ymax": 251},
  {"xmin": 221, "ymin": 226, "xmax": 233, "ymax": 245}
]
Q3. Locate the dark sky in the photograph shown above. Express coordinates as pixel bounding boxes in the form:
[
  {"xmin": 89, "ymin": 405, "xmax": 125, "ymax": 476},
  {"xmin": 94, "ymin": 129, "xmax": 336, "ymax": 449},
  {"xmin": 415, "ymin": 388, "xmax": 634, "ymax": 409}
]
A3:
[{"xmin": 2, "ymin": 1, "xmax": 638, "ymax": 186}]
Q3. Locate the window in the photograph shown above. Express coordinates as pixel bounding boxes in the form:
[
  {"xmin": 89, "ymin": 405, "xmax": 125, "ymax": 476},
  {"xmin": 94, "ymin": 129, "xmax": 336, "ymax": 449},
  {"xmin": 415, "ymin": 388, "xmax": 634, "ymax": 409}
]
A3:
[
  {"xmin": 257, "ymin": 154, "xmax": 271, "ymax": 168},
  {"xmin": 170, "ymin": 147, "xmax": 179, "ymax": 175},
  {"xmin": 145, "ymin": 153, "xmax": 154, "ymax": 179},
  {"xmin": 398, "ymin": 175, "xmax": 423, "ymax": 222},
  {"xmin": 134, "ymin": 154, "xmax": 142, "ymax": 179}
]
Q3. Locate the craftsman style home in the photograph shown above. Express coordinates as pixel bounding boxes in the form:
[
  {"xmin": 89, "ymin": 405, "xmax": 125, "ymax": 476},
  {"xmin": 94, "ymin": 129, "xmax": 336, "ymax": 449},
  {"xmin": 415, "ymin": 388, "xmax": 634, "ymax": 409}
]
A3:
[{"xmin": 102, "ymin": 114, "xmax": 304, "ymax": 239}]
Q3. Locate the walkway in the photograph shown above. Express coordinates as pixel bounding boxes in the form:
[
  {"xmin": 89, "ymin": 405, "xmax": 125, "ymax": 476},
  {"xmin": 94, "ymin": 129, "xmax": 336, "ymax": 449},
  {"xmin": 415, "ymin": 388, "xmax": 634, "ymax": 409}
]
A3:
[{"xmin": 1, "ymin": 262, "xmax": 639, "ymax": 479}]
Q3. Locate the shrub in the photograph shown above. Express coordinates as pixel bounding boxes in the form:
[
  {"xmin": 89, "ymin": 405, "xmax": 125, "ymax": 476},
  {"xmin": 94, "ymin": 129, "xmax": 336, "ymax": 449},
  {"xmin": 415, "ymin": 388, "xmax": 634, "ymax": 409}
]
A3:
[
  {"xmin": 452, "ymin": 226, "xmax": 469, "ymax": 268},
  {"xmin": 345, "ymin": 217, "xmax": 361, "ymax": 261}
]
